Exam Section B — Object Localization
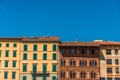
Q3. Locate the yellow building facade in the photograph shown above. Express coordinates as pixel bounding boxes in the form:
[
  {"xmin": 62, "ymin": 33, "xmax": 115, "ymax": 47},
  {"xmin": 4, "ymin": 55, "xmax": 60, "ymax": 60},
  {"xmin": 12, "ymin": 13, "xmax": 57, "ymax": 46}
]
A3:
[{"xmin": 0, "ymin": 37, "xmax": 60, "ymax": 80}]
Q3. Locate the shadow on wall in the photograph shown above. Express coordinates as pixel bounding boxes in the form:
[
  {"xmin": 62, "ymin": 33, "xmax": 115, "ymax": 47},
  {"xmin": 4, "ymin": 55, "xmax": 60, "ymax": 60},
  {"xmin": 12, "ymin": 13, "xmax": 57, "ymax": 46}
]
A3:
[{"xmin": 100, "ymin": 52, "xmax": 105, "ymax": 60}]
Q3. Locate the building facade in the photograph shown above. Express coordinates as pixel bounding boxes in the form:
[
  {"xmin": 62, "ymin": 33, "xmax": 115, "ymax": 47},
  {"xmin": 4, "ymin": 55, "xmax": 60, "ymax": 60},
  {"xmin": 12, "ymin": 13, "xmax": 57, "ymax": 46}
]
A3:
[{"xmin": 59, "ymin": 42, "xmax": 100, "ymax": 80}]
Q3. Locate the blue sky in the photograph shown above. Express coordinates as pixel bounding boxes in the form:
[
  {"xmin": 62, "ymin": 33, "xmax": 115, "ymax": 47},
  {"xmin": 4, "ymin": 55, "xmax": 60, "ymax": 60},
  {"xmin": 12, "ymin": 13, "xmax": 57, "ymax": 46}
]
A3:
[{"xmin": 0, "ymin": 0, "xmax": 120, "ymax": 41}]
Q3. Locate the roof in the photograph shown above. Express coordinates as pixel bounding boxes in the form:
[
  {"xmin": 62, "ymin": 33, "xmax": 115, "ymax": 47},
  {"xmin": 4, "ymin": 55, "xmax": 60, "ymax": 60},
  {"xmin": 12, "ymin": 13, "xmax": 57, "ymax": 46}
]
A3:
[
  {"xmin": 22, "ymin": 36, "xmax": 60, "ymax": 42},
  {"xmin": 59, "ymin": 42, "xmax": 99, "ymax": 46},
  {"xmin": 95, "ymin": 42, "xmax": 120, "ymax": 45},
  {"xmin": 0, "ymin": 38, "xmax": 22, "ymax": 41}
]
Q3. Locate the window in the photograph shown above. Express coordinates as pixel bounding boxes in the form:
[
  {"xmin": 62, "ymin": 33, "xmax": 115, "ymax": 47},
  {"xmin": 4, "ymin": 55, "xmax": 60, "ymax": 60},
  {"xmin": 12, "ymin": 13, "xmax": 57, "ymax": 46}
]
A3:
[
  {"xmin": 0, "ymin": 43, "xmax": 2, "ymax": 47},
  {"xmin": 106, "ymin": 59, "xmax": 112, "ymax": 64},
  {"xmin": 43, "ymin": 64, "xmax": 47, "ymax": 73},
  {"xmin": 13, "ymin": 50, "xmax": 17, "ymax": 57},
  {"xmin": 13, "ymin": 43, "xmax": 17, "ymax": 47},
  {"xmin": 53, "ymin": 45, "xmax": 57, "ymax": 51},
  {"xmin": 61, "ymin": 59, "xmax": 65, "ymax": 66},
  {"xmin": 33, "ymin": 44, "xmax": 37, "ymax": 51},
  {"xmin": 70, "ymin": 71, "xmax": 75, "ymax": 78},
  {"xmin": 22, "ymin": 76, "xmax": 27, "ymax": 80},
  {"xmin": 12, "ymin": 72, "xmax": 16, "ymax": 79},
  {"xmin": 91, "ymin": 49, "xmax": 94, "ymax": 55},
  {"xmin": 80, "ymin": 72, "xmax": 86, "ymax": 78},
  {"xmin": 107, "ymin": 68, "xmax": 112, "ymax": 73},
  {"xmin": 82, "ymin": 49, "xmax": 85, "ymax": 54},
  {"xmin": 23, "ymin": 53, "xmax": 27, "ymax": 60},
  {"xmin": 43, "ymin": 44, "xmax": 47, "ymax": 51},
  {"xmin": 4, "ymin": 72, "xmax": 8, "ymax": 79},
  {"xmin": 5, "ymin": 60, "xmax": 8, "ymax": 67},
  {"xmin": 6, "ymin": 43, "xmax": 9, "ymax": 47},
  {"xmin": 61, "ymin": 49, "xmax": 65, "ymax": 55},
  {"xmin": 43, "ymin": 53, "xmax": 47, "ymax": 60},
  {"xmin": 106, "ymin": 49, "xmax": 111, "ymax": 55},
  {"xmin": 52, "ymin": 76, "xmax": 56, "ymax": 80},
  {"xmin": 52, "ymin": 64, "xmax": 56, "ymax": 72},
  {"xmin": 80, "ymin": 60, "xmax": 86, "ymax": 67},
  {"xmin": 115, "ymin": 59, "xmax": 119, "ymax": 65},
  {"xmin": 91, "ymin": 72, "xmax": 96, "ymax": 78},
  {"xmin": 33, "ymin": 64, "xmax": 37, "ymax": 73},
  {"xmin": 60, "ymin": 71, "xmax": 65, "ymax": 78},
  {"xmin": 24, "ymin": 44, "xmax": 28, "ymax": 51},
  {"xmin": 70, "ymin": 59, "xmax": 76, "ymax": 66},
  {"xmin": 71, "ymin": 49, "xmax": 74, "ymax": 55},
  {"xmin": 23, "ymin": 64, "xmax": 27, "ymax": 72},
  {"xmin": 43, "ymin": 77, "xmax": 46, "ymax": 80},
  {"xmin": 52, "ymin": 53, "xmax": 56, "ymax": 60},
  {"xmin": 116, "ymin": 68, "xmax": 119, "ymax": 73},
  {"xmin": 33, "ymin": 53, "xmax": 37, "ymax": 60},
  {"xmin": 107, "ymin": 78, "xmax": 112, "ymax": 80},
  {"xmin": 33, "ymin": 77, "xmax": 36, "ymax": 80},
  {"xmin": 0, "ymin": 50, "xmax": 2, "ymax": 57},
  {"xmin": 115, "ymin": 49, "xmax": 118, "ymax": 55},
  {"xmin": 12, "ymin": 60, "xmax": 16, "ymax": 67},
  {"xmin": 100, "ymin": 78, "xmax": 105, "ymax": 80},
  {"xmin": 90, "ymin": 60, "xmax": 97, "ymax": 67},
  {"xmin": 114, "ymin": 78, "xmax": 120, "ymax": 80},
  {"xmin": 5, "ymin": 50, "xmax": 9, "ymax": 57}
]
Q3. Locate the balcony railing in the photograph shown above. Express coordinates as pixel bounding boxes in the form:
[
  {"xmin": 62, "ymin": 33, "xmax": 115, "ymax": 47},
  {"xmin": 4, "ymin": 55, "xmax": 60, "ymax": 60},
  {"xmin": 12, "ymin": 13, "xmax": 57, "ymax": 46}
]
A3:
[{"xmin": 31, "ymin": 71, "xmax": 50, "ymax": 77}]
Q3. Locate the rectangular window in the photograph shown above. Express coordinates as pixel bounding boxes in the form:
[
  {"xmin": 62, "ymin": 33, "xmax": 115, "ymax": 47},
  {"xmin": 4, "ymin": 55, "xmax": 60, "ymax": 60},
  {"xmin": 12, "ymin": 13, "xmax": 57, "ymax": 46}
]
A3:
[
  {"xmin": 24, "ymin": 44, "xmax": 28, "ymax": 51},
  {"xmin": 53, "ymin": 45, "xmax": 56, "ymax": 51},
  {"xmin": 13, "ymin": 51, "xmax": 17, "ymax": 57},
  {"xmin": 115, "ymin": 49, "xmax": 118, "ymax": 55},
  {"xmin": 0, "ymin": 43, "xmax": 2, "ymax": 47},
  {"xmin": 52, "ymin": 64, "xmax": 56, "ymax": 72},
  {"xmin": 12, "ymin": 61, "xmax": 16, "ymax": 67},
  {"xmin": 106, "ymin": 49, "xmax": 111, "ymax": 55},
  {"xmin": 4, "ymin": 72, "xmax": 8, "ymax": 79},
  {"xmin": 13, "ymin": 43, "xmax": 17, "ymax": 47},
  {"xmin": 52, "ymin": 76, "xmax": 56, "ymax": 80},
  {"xmin": 33, "ymin": 44, "xmax": 37, "ymax": 51},
  {"xmin": 116, "ymin": 68, "xmax": 119, "ymax": 73},
  {"xmin": 114, "ymin": 78, "xmax": 120, "ymax": 80},
  {"xmin": 115, "ymin": 59, "xmax": 119, "ymax": 65},
  {"xmin": 62, "ymin": 49, "xmax": 65, "ymax": 55},
  {"xmin": 5, "ymin": 60, "xmax": 8, "ymax": 67},
  {"xmin": 43, "ymin": 77, "xmax": 46, "ymax": 80},
  {"xmin": 43, "ymin": 53, "xmax": 47, "ymax": 60},
  {"xmin": 43, "ymin": 64, "xmax": 47, "ymax": 73},
  {"xmin": 106, "ymin": 59, "xmax": 112, "ymax": 64},
  {"xmin": 43, "ymin": 44, "xmax": 47, "ymax": 51},
  {"xmin": 107, "ymin": 68, "xmax": 112, "ymax": 73},
  {"xmin": 22, "ymin": 76, "xmax": 27, "ymax": 80},
  {"xmin": 107, "ymin": 78, "xmax": 112, "ymax": 80},
  {"xmin": 23, "ymin": 64, "xmax": 27, "ymax": 72},
  {"xmin": 71, "ymin": 49, "xmax": 74, "ymax": 55},
  {"xmin": 52, "ymin": 53, "xmax": 56, "ymax": 60},
  {"xmin": 5, "ymin": 50, "xmax": 9, "ymax": 57},
  {"xmin": 100, "ymin": 78, "xmax": 105, "ymax": 80},
  {"xmin": 33, "ymin": 77, "xmax": 36, "ymax": 80},
  {"xmin": 33, "ymin": 64, "xmax": 37, "ymax": 73},
  {"xmin": 23, "ymin": 53, "xmax": 27, "ymax": 60},
  {"xmin": 0, "ymin": 50, "xmax": 2, "ymax": 57},
  {"xmin": 12, "ymin": 72, "xmax": 16, "ymax": 79},
  {"xmin": 6, "ymin": 43, "xmax": 9, "ymax": 47},
  {"xmin": 33, "ymin": 53, "xmax": 37, "ymax": 60}
]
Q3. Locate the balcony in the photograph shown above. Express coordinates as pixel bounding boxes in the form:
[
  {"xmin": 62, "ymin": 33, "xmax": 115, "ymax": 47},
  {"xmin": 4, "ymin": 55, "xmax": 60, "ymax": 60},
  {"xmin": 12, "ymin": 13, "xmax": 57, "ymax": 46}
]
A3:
[{"xmin": 31, "ymin": 71, "xmax": 50, "ymax": 77}]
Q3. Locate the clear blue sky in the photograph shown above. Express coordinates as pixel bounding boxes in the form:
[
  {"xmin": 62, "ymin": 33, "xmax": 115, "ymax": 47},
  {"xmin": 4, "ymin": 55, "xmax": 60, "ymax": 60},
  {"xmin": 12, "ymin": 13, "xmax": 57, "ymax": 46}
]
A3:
[{"xmin": 0, "ymin": 0, "xmax": 120, "ymax": 41}]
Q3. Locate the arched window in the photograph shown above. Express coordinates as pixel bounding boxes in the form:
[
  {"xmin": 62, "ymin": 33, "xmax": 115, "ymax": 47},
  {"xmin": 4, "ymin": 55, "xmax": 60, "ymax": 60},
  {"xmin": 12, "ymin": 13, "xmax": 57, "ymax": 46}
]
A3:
[
  {"xmin": 80, "ymin": 60, "xmax": 86, "ymax": 67},
  {"xmin": 90, "ymin": 60, "xmax": 97, "ymax": 67},
  {"xmin": 91, "ymin": 72, "xmax": 96, "ymax": 78},
  {"xmin": 61, "ymin": 59, "xmax": 65, "ymax": 66},
  {"xmin": 80, "ymin": 71, "xmax": 86, "ymax": 78},
  {"xmin": 60, "ymin": 71, "xmax": 65, "ymax": 78},
  {"xmin": 70, "ymin": 71, "xmax": 75, "ymax": 78},
  {"xmin": 70, "ymin": 59, "xmax": 76, "ymax": 66}
]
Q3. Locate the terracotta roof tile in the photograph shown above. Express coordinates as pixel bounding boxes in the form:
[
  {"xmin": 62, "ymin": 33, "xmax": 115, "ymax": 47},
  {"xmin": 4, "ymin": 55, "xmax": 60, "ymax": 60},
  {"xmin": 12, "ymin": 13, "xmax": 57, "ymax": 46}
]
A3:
[{"xmin": 95, "ymin": 42, "xmax": 120, "ymax": 45}]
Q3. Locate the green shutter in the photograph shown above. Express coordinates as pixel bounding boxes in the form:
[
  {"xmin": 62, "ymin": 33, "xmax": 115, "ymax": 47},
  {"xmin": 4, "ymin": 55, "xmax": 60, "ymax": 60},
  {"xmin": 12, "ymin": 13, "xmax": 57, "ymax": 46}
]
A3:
[
  {"xmin": 13, "ymin": 43, "xmax": 17, "ymax": 47},
  {"xmin": 5, "ymin": 51, "xmax": 9, "ymax": 57},
  {"xmin": 23, "ymin": 76, "xmax": 27, "ymax": 80},
  {"xmin": 33, "ymin": 54, "xmax": 37, "ymax": 60},
  {"xmin": 52, "ymin": 76, "xmax": 56, "ymax": 80},
  {"xmin": 12, "ymin": 72, "xmax": 16, "ymax": 79},
  {"xmin": 0, "ymin": 43, "xmax": 2, "ymax": 47},
  {"xmin": 53, "ymin": 54, "xmax": 56, "ymax": 60},
  {"xmin": 43, "ymin": 64, "xmax": 47, "ymax": 73},
  {"xmin": 53, "ymin": 45, "xmax": 56, "ymax": 51},
  {"xmin": 4, "ymin": 72, "xmax": 8, "ymax": 79},
  {"xmin": 33, "ymin": 64, "xmax": 37, "ymax": 73},
  {"xmin": 0, "ymin": 51, "xmax": 1, "ymax": 57},
  {"xmin": 33, "ymin": 77, "xmax": 36, "ymax": 80},
  {"xmin": 23, "ymin": 64, "xmax": 27, "ymax": 72},
  {"xmin": 33, "ymin": 45, "xmax": 37, "ymax": 51},
  {"xmin": 24, "ymin": 45, "xmax": 28, "ymax": 51},
  {"xmin": 13, "ymin": 61, "xmax": 16, "ymax": 67},
  {"xmin": 52, "ymin": 64, "xmax": 56, "ymax": 72},
  {"xmin": 43, "ymin": 77, "xmax": 46, "ymax": 80},
  {"xmin": 6, "ymin": 43, "xmax": 9, "ymax": 47},
  {"xmin": 13, "ymin": 51, "xmax": 16, "ymax": 57},
  {"xmin": 43, "ymin": 53, "xmax": 47, "ymax": 60},
  {"xmin": 43, "ymin": 45, "xmax": 47, "ymax": 51},
  {"xmin": 5, "ymin": 61, "xmax": 8, "ymax": 67},
  {"xmin": 23, "ymin": 53, "xmax": 27, "ymax": 60}
]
